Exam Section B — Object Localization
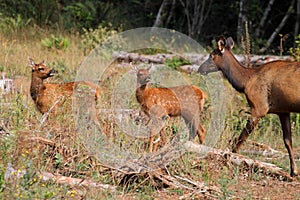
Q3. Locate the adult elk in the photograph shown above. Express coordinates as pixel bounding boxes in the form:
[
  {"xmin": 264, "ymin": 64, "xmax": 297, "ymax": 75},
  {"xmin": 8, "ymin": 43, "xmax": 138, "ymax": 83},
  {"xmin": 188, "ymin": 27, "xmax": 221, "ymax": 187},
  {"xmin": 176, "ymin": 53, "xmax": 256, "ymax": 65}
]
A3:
[
  {"xmin": 133, "ymin": 64, "xmax": 207, "ymax": 152},
  {"xmin": 28, "ymin": 58, "xmax": 100, "ymax": 118},
  {"xmin": 198, "ymin": 36, "xmax": 300, "ymax": 177}
]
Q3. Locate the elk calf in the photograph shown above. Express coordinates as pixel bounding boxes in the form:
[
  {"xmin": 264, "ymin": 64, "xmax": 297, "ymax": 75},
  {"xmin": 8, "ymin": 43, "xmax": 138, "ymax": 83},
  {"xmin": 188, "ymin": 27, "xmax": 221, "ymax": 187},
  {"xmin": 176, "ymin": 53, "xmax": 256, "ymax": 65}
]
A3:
[
  {"xmin": 199, "ymin": 36, "xmax": 300, "ymax": 177},
  {"xmin": 28, "ymin": 58, "xmax": 100, "ymax": 118},
  {"xmin": 134, "ymin": 64, "xmax": 207, "ymax": 152}
]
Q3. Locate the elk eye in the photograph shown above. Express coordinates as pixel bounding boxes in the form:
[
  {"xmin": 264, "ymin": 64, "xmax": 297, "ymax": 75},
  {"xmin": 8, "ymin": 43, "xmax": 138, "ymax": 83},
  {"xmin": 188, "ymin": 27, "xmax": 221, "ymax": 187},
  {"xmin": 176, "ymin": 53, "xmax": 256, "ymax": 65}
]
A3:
[{"xmin": 38, "ymin": 67, "xmax": 44, "ymax": 71}]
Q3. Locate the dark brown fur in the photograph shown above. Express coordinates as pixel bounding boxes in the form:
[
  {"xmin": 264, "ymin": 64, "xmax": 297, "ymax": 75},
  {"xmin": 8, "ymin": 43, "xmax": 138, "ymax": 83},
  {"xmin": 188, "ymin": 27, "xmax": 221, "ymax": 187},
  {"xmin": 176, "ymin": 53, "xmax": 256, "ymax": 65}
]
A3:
[
  {"xmin": 135, "ymin": 65, "xmax": 207, "ymax": 152},
  {"xmin": 199, "ymin": 36, "xmax": 300, "ymax": 177}
]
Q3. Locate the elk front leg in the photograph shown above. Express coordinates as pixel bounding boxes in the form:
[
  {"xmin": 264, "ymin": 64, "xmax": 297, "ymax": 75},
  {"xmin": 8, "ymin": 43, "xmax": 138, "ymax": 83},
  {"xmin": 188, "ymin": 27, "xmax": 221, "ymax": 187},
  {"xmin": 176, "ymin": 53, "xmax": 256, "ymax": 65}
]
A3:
[
  {"xmin": 149, "ymin": 119, "xmax": 165, "ymax": 152},
  {"xmin": 197, "ymin": 124, "xmax": 206, "ymax": 144},
  {"xmin": 279, "ymin": 113, "xmax": 298, "ymax": 177},
  {"xmin": 149, "ymin": 128, "xmax": 155, "ymax": 153},
  {"xmin": 232, "ymin": 116, "xmax": 260, "ymax": 153},
  {"xmin": 148, "ymin": 106, "xmax": 166, "ymax": 152}
]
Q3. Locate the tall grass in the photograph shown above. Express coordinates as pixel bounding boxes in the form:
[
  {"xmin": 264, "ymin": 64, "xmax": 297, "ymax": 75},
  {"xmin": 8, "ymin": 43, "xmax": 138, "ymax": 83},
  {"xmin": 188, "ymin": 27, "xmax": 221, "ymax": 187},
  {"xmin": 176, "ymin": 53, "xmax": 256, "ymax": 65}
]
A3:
[{"xmin": 0, "ymin": 26, "xmax": 299, "ymax": 199}]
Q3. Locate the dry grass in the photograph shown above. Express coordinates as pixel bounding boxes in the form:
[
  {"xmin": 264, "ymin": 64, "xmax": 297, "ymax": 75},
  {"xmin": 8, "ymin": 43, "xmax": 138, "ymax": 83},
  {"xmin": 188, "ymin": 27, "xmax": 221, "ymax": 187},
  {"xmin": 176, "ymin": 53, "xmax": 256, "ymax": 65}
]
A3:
[{"xmin": 0, "ymin": 28, "xmax": 300, "ymax": 199}]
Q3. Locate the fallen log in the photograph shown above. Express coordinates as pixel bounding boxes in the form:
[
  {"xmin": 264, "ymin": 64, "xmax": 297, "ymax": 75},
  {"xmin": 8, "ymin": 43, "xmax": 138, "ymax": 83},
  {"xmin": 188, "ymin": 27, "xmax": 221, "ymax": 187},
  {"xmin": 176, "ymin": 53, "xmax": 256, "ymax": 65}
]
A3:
[
  {"xmin": 39, "ymin": 171, "xmax": 116, "ymax": 191},
  {"xmin": 151, "ymin": 170, "xmax": 222, "ymax": 199},
  {"xmin": 113, "ymin": 52, "xmax": 177, "ymax": 64},
  {"xmin": 183, "ymin": 141, "xmax": 294, "ymax": 181},
  {"xmin": 113, "ymin": 52, "xmax": 292, "ymax": 66},
  {"xmin": 26, "ymin": 135, "xmax": 294, "ymax": 180}
]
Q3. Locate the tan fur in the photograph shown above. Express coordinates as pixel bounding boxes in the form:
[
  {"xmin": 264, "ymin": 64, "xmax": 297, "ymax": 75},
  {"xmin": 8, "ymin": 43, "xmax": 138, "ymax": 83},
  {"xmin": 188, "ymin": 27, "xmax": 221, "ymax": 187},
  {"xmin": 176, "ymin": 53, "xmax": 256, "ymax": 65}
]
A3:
[
  {"xmin": 28, "ymin": 58, "xmax": 100, "ymax": 116},
  {"xmin": 134, "ymin": 66, "xmax": 207, "ymax": 152}
]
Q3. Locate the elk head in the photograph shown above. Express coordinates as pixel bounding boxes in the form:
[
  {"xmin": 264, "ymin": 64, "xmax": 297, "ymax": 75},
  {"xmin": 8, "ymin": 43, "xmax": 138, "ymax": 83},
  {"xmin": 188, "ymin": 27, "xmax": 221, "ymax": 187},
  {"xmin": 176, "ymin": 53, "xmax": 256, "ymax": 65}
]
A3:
[
  {"xmin": 198, "ymin": 36, "xmax": 234, "ymax": 75},
  {"xmin": 131, "ymin": 63, "xmax": 152, "ymax": 86},
  {"xmin": 28, "ymin": 58, "xmax": 56, "ymax": 79}
]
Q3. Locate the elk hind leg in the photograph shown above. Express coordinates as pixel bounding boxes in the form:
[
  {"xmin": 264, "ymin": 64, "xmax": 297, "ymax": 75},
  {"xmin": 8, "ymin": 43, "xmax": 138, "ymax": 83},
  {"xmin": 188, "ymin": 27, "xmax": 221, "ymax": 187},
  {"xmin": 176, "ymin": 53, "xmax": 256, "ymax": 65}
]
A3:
[{"xmin": 279, "ymin": 113, "xmax": 298, "ymax": 177}]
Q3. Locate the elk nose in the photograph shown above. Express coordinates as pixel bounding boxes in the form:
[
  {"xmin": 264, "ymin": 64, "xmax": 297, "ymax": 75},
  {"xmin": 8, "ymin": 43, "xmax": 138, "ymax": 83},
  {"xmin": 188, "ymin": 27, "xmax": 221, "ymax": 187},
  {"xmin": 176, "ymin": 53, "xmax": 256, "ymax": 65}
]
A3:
[
  {"xmin": 145, "ymin": 75, "xmax": 151, "ymax": 82},
  {"xmin": 49, "ymin": 69, "xmax": 57, "ymax": 76}
]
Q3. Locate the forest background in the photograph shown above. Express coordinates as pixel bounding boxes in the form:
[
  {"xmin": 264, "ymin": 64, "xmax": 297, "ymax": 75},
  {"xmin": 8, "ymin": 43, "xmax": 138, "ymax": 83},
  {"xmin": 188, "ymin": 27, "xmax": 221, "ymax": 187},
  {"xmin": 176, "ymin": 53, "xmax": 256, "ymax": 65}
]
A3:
[{"xmin": 0, "ymin": 0, "xmax": 299, "ymax": 54}]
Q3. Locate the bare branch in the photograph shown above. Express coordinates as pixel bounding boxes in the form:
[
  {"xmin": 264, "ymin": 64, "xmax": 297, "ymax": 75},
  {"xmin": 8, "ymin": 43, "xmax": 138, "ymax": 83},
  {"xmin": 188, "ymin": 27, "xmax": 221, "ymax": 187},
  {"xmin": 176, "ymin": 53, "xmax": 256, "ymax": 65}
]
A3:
[
  {"xmin": 254, "ymin": 0, "xmax": 275, "ymax": 37},
  {"xmin": 259, "ymin": 0, "xmax": 295, "ymax": 53}
]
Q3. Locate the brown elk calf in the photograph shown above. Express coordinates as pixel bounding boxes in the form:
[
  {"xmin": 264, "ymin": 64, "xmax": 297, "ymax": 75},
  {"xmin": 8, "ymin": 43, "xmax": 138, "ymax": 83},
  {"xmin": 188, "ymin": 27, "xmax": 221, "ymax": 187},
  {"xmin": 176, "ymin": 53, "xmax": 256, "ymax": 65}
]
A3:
[
  {"xmin": 28, "ymin": 58, "xmax": 100, "ymax": 118},
  {"xmin": 198, "ymin": 36, "xmax": 300, "ymax": 177},
  {"xmin": 133, "ymin": 64, "xmax": 207, "ymax": 152}
]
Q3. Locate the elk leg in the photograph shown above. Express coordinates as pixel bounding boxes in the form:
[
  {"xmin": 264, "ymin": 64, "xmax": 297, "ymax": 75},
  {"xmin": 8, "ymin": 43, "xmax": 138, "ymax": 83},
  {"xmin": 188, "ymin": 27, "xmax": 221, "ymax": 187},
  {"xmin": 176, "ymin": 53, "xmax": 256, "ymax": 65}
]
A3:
[
  {"xmin": 279, "ymin": 113, "xmax": 298, "ymax": 177},
  {"xmin": 148, "ymin": 106, "xmax": 166, "ymax": 152},
  {"xmin": 197, "ymin": 124, "xmax": 206, "ymax": 144},
  {"xmin": 182, "ymin": 114, "xmax": 203, "ymax": 143},
  {"xmin": 232, "ymin": 117, "xmax": 259, "ymax": 153},
  {"xmin": 149, "ymin": 128, "xmax": 154, "ymax": 153}
]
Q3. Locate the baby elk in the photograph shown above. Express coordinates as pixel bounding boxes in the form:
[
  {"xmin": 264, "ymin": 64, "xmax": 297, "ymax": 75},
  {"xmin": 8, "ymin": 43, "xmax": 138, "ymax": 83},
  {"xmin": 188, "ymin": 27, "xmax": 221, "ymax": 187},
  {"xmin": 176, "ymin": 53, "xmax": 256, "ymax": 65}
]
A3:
[
  {"xmin": 133, "ymin": 64, "xmax": 208, "ymax": 152},
  {"xmin": 198, "ymin": 36, "xmax": 300, "ymax": 177},
  {"xmin": 28, "ymin": 58, "xmax": 100, "ymax": 120}
]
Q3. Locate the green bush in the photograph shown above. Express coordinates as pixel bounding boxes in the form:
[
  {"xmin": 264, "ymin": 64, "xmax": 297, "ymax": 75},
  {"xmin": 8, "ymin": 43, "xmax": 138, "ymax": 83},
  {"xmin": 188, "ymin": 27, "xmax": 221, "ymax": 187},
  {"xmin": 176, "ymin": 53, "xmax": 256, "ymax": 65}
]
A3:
[
  {"xmin": 80, "ymin": 24, "xmax": 121, "ymax": 55},
  {"xmin": 41, "ymin": 35, "xmax": 69, "ymax": 50},
  {"xmin": 165, "ymin": 57, "xmax": 192, "ymax": 70},
  {"xmin": 64, "ymin": 2, "xmax": 96, "ymax": 30},
  {"xmin": 49, "ymin": 60, "xmax": 74, "ymax": 82},
  {"xmin": 0, "ymin": 13, "xmax": 32, "ymax": 34},
  {"xmin": 289, "ymin": 34, "xmax": 300, "ymax": 61}
]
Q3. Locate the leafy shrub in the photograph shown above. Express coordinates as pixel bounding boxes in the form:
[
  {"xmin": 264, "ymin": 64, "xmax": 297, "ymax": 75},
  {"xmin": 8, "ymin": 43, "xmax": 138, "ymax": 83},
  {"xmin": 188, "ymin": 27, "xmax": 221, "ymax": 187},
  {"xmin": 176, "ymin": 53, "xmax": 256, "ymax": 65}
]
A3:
[
  {"xmin": 132, "ymin": 48, "xmax": 169, "ymax": 55},
  {"xmin": 165, "ymin": 57, "xmax": 192, "ymax": 70},
  {"xmin": 0, "ymin": 13, "xmax": 32, "ymax": 34},
  {"xmin": 289, "ymin": 34, "xmax": 300, "ymax": 61},
  {"xmin": 80, "ymin": 24, "xmax": 121, "ymax": 55},
  {"xmin": 0, "ymin": 65, "xmax": 4, "ymax": 72},
  {"xmin": 49, "ymin": 60, "xmax": 74, "ymax": 82},
  {"xmin": 64, "ymin": 2, "xmax": 96, "ymax": 30},
  {"xmin": 41, "ymin": 35, "xmax": 69, "ymax": 50}
]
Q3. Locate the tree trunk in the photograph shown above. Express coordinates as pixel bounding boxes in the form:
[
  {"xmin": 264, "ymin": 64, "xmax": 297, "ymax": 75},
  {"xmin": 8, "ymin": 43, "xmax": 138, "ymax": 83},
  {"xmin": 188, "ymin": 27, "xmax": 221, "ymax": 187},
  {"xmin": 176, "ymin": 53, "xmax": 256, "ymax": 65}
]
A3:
[
  {"xmin": 166, "ymin": 0, "xmax": 176, "ymax": 27},
  {"xmin": 295, "ymin": 0, "xmax": 300, "ymax": 39},
  {"xmin": 254, "ymin": 0, "xmax": 275, "ymax": 38},
  {"xmin": 259, "ymin": 0, "xmax": 295, "ymax": 53},
  {"xmin": 152, "ymin": 0, "xmax": 170, "ymax": 31},
  {"xmin": 179, "ymin": 0, "xmax": 213, "ymax": 39},
  {"xmin": 237, "ymin": 0, "xmax": 248, "ymax": 45},
  {"xmin": 179, "ymin": 0, "xmax": 192, "ymax": 37}
]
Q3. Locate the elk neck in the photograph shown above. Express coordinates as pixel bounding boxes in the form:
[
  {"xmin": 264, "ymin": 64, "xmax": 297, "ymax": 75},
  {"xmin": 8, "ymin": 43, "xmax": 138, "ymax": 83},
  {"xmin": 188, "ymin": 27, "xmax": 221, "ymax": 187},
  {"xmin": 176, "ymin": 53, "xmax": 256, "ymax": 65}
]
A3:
[
  {"xmin": 220, "ymin": 50, "xmax": 254, "ymax": 93},
  {"xmin": 30, "ymin": 74, "xmax": 46, "ymax": 101},
  {"xmin": 136, "ymin": 82, "xmax": 149, "ymax": 103}
]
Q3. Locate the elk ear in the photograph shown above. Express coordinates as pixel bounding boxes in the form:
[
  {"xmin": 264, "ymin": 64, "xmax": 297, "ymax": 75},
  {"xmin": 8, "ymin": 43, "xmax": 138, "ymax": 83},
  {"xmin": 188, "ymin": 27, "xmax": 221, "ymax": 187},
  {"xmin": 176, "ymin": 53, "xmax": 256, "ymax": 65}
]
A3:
[
  {"xmin": 147, "ymin": 64, "xmax": 153, "ymax": 71},
  {"xmin": 217, "ymin": 37, "xmax": 226, "ymax": 53},
  {"xmin": 28, "ymin": 57, "xmax": 35, "ymax": 68},
  {"xmin": 130, "ymin": 62, "xmax": 138, "ymax": 72},
  {"xmin": 226, "ymin": 37, "xmax": 234, "ymax": 50}
]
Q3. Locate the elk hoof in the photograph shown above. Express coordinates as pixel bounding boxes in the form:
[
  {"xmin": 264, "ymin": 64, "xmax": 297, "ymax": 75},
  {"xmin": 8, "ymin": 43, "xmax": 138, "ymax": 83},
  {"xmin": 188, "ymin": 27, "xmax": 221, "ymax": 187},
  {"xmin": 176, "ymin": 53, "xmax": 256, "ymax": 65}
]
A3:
[
  {"xmin": 291, "ymin": 169, "xmax": 298, "ymax": 177},
  {"xmin": 230, "ymin": 138, "xmax": 240, "ymax": 153}
]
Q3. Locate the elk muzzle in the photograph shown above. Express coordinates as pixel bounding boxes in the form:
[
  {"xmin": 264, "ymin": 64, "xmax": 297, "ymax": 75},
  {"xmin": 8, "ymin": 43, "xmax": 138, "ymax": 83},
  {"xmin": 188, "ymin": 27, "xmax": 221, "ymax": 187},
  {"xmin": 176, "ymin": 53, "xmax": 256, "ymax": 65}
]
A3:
[
  {"xmin": 48, "ymin": 69, "xmax": 57, "ymax": 77},
  {"xmin": 198, "ymin": 56, "xmax": 218, "ymax": 75}
]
